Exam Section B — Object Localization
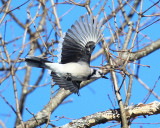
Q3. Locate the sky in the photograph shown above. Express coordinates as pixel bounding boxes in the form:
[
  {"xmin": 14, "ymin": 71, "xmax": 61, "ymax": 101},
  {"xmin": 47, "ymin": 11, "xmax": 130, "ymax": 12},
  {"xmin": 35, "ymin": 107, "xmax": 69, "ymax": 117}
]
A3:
[{"xmin": 0, "ymin": 0, "xmax": 160, "ymax": 128}]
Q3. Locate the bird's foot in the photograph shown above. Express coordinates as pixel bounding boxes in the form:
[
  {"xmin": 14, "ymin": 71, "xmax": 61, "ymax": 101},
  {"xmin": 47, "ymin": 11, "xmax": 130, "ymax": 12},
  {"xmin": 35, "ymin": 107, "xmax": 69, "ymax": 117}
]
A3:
[{"xmin": 65, "ymin": 73, "xmax": 72, "ymax": 81}]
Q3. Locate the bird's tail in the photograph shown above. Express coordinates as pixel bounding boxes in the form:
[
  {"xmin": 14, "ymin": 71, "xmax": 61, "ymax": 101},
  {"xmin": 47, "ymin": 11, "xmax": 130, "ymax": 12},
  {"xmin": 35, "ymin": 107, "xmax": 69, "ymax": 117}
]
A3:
[{"xmin": 25, "ymin": 56, "xmax": 52, "ymax": 68}]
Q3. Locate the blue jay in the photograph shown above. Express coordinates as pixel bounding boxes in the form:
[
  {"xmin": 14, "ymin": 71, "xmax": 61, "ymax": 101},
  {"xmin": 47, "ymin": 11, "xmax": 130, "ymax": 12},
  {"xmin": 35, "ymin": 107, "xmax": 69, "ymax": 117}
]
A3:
[{"xmin": 25, "ymin": 14, "xmax": 107, "ymax": 95}]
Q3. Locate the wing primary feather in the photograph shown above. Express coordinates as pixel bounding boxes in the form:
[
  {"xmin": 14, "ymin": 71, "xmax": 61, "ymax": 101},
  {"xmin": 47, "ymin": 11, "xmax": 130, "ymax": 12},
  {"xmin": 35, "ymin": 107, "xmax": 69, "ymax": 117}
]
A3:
[
  {"xmin": 79, "ymin": 16, "xmax": 89, "ymax": 40},
  {"xmin": 68, "ymin": 27, "xmax": 81, "ymax": 42},
  {"xmin": 89, "ymin": 14, "xmax": 94, "ymax": 41},
  {"xmin": 83, "ymin": 15, "xmax": 91, "ymax": 42},
  {"xmin": 71, "ymin": 24, "xmax": 86, "ymax": 45},
  {"xmin": 96, "ymin": 19, "xmax": 105, "ymax": 39},
  {"xmin": 78, "ymin": 17, "xmax": 87, "ymax": 35},
  {"xmin": 69, "ymin": 26, "xmax": 86, "ymax": 46},
  {"xmin": 74, "ymin": 21, "xmax": 87, "ymax": 44},
  {"xmin": 67, "ymin": 29, "xmax": 80, "ymax": 43},
  {"xmin": 64, "ymin": 34, "xmax": 84, "ymax": 48},
  {"xmin": 97, "ymin": 25, "xmax": 105, "ymax": 43},
  {"xmin": 93, "ymin": 15, "xmax": 99, "ymax": 41},
  {"xmin": 97, "ymin": 18, "xmax": 104, "ymax": 33},
  {"xmin": 60, "ymin": 14, "xmax": 105, "ymax": 64},
  {"xmin": 93, "ymin": 15, "xmax": 99, "ymax": 29}
]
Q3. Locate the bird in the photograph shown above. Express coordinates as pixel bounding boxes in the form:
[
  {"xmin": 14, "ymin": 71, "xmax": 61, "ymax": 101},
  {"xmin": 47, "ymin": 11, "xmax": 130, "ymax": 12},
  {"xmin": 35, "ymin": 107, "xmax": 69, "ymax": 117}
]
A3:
[{"xmin": 25, "ymin": 14, "xmax": 107, "ymax": 95}]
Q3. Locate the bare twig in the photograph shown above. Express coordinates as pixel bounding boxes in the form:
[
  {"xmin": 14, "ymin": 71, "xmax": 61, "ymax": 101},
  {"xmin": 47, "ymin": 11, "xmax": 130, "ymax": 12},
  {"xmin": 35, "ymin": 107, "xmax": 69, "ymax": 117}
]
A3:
[
  {"xmin": 0, "ymin": 120, "xmax": 6, "ymax": 128},
  {"xmin": 0, "ymin": 0, "xmax": 11, "ymax": 25},
  {"xmin": 0, "ymin": 94, "xmax": 17, "ymax": 114},
  {"xmin": 50, "ymin": 0, "xmax": 62, "ymax": 37},
  {"xmin": 26, "ymin": 107, "xmax": 41, "ymax": 128}
]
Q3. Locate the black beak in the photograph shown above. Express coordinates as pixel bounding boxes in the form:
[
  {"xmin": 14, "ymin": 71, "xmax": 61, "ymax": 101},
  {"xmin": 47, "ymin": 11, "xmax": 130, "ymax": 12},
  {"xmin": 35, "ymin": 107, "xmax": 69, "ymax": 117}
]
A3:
[
  {"xmin": 102, "ymin": 75, "xmax": 108, "ymax": 79},
  {"xmin": 101, "ymin": 73, "xmax": 108, "ymax": 79}
]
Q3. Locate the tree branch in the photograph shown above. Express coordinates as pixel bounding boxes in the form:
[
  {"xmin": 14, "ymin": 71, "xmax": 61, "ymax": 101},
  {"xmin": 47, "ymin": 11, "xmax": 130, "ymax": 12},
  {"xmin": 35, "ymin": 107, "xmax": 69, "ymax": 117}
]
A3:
[
  {"xmin": 130, "ymin": 39, "xmax": 160, "ymax": 61},
  {"xmin": 59, "ymin": 101, "xmax": 160, "ymax": 128}
]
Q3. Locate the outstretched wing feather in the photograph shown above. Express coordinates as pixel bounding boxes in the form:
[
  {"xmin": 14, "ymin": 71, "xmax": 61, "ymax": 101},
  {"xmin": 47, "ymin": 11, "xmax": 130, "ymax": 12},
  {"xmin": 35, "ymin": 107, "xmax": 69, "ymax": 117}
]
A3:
[{"xmin": 59, "ymin": 14, "xmax": 105, "ymax": 64}]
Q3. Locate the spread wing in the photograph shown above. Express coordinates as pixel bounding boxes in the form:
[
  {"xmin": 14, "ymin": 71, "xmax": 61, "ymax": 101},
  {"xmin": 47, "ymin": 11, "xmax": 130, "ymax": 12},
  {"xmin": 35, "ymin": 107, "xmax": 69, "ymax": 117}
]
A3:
[
  {"xmin": 51, "ymin": 72, "xmax": 81, "ymax": 94},
  {"xmin": 58, "ymin": 14, "xmax": 105, "ymax": 64}
]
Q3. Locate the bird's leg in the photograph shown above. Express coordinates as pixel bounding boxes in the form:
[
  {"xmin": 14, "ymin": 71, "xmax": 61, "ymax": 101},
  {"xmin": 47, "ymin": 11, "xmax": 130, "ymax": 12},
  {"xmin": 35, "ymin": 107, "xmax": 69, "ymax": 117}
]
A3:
[{"xmin": 65, "ymin": 73, "xmax": 72, "ymax": 81}]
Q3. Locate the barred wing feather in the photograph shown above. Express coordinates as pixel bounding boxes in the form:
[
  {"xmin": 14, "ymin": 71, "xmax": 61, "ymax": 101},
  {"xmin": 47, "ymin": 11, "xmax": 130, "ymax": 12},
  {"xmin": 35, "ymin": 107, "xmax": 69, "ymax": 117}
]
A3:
[
  {"xmin": 58, "ymin": 14, "xmax": 105, "ymax": 64},
  {"xmin": 51, "ymin": 72, "xmax": 80, "ymax": 94}
]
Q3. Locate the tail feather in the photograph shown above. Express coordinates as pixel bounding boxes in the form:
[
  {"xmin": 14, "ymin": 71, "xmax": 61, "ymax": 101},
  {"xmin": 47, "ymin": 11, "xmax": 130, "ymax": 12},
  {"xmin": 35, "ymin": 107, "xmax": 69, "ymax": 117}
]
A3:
[{"xmin": 25, "ymin": 56, "xmax": 52, "ymax": 68}]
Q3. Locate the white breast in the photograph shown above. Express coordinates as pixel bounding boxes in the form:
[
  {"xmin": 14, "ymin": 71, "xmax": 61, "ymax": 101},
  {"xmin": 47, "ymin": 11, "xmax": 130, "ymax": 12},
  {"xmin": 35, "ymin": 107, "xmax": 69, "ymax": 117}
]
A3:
[
  {"xmin": 45, "ymin": 62, "xmax": 91, "ymax": 81},
  {"xmin": 59, "ymin": 62, "xmax": 91, "ymax": 80}
]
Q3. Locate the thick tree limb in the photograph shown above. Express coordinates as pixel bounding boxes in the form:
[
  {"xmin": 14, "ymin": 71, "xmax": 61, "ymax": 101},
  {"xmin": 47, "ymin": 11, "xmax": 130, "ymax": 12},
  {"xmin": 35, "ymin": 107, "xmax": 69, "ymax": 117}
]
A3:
[
  {"xmin": 59, "ymin": 101, "xmax": 160, "ymax": 128},
  {"xmin": 107, "ymin": 38, "xmax": 160, "ymax": 68},
  {"xmin": 130, "ymin": 39, "xmax": 160, "ymax": 61}
]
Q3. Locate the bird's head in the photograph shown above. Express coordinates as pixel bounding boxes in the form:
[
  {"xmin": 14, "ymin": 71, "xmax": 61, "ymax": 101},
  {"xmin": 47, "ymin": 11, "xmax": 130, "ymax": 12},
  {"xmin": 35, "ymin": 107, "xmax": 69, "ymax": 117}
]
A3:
[{"xmin": 90, "ymin": 69, "xmax": 108, "ymax": 79}]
